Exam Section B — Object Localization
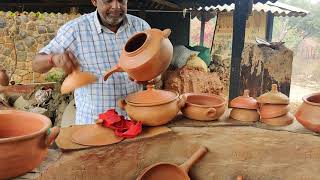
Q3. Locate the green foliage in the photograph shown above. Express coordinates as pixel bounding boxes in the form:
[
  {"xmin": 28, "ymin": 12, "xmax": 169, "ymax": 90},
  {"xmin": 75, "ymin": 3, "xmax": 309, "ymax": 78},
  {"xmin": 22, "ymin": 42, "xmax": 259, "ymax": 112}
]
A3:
[{"xmin": 45, "ymin": 70, "xmax": 64, "ymax": 82}]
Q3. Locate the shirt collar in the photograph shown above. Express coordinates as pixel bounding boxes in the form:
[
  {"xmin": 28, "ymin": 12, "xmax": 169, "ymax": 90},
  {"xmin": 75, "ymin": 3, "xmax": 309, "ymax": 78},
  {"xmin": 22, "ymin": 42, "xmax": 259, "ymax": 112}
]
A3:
[{"xmin": 94, "ymin": 10, "xmax": 130, "ymax": 34}]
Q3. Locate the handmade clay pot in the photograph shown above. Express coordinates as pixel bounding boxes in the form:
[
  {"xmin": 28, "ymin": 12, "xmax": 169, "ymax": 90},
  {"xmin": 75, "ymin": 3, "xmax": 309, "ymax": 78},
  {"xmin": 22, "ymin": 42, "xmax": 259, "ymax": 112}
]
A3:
[
  {"xmin": 229, "ymin": 89, "xmax": 258, "ymax": 109},
  {"xmin": 230, "ymin": 108, "xmax": 259, "ymax": 122},
  {"xmin": 295, "ymin": 93, "xmax": 320, "ymax": 133},
  {"xmin": 259, "ymin": 104, "xmax": 289, "ymax": 119},
  {"xmin": 0, "ymin": 69, "xmax": 9, "ymax": 86},
  {"xmin": 61, "ymin": 69, "xmax": 97, "ymax": 94},
  {"xmin": 181, "ymin": 93, "xmax": 226, "ymax": 121},
  {"xmin": 260, "ymin": 112, "xmax": 294, "ymax": 126},
  {"xmin": 104, "ymin": 28, "xmax": 173, "ymax": 82},
  {"xmin": 118, "ymin": 85, "xmax": 186, "ymax": 126},
  {"xmin": 257, "ymin": 84, "xmax": 289, "ymax": 104},
  {"xmin": 0, "ymin": 110, "xmax": 60, "ymax": 179}
]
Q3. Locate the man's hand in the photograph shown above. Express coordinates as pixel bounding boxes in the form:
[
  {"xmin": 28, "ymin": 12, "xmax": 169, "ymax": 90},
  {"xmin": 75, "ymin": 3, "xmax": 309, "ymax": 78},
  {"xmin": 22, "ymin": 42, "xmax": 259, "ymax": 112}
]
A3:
[{"xmin": 52, "ymin": 51, "xmax": 79, "ymax": 74}]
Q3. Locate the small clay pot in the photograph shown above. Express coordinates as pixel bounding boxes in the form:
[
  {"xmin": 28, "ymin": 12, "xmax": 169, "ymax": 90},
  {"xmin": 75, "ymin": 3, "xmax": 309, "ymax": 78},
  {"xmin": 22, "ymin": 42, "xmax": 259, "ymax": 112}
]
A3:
[
  {"xmin": 295, "ymin": 93, "xmax": 320, "ymax": 133},
  {"xmin": 259, "ymin": 104, "xmax": 289, "ymax": 119},
  {"xmin": 104, "ymin": 29, "xmax": 173, "ymax": 82},
  {"xmin": 230, "ymin": 108, "xmax": 259, "ymax": 122},
  {"xmin": 230, "ymin": 90, "xmax": 258, "ymax": 110},
  {"xmin": 0, "ymin": 110, "xmax": 60, "ymax": 179},
  {"xmin": 118, "ymin": 85, "xmax": 186, "ymax": 126},
  {"xmin": 257, "ymin": 84, "xmax": 289, "ymax": 105},
  {"xmin": 260, "ymin": 112, "xmax": 294, "ymax": 126},
  {"xmin": 181, "ymin": 93, "xmax": 226, "ymax": 121}
]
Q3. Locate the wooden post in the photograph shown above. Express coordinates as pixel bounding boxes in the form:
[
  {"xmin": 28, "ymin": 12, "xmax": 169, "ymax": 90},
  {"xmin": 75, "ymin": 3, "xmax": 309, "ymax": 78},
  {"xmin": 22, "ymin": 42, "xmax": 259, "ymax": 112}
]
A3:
[
  {"xmin": 200, "ymin": 10, "xmax": 206, "ymax": 46},
  {"xmin": 266, "ymin": 12, "xmax": 274, "ymax": 42},
  {"xmin": 229, "ymin": 0, "xmax": 250, "ymax": 101}
]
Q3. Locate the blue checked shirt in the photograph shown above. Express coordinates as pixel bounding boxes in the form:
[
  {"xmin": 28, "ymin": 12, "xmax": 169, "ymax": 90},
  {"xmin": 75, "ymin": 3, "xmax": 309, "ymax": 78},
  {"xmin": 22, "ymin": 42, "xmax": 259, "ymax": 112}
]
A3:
[{"xmin": 40, "ymin": 11, "xmax": 150, "ymax": 124}]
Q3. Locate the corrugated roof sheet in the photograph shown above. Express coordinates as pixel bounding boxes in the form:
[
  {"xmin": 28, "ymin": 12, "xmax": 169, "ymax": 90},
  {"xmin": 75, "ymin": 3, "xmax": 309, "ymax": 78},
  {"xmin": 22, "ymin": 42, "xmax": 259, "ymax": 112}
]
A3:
[
  {"xmin": 197, "ymin": 1, "xmax": 309, "ymax": 17},
  {"xmin": 167, "ymin": 0, "xmax": 277, "ymax": 7}
]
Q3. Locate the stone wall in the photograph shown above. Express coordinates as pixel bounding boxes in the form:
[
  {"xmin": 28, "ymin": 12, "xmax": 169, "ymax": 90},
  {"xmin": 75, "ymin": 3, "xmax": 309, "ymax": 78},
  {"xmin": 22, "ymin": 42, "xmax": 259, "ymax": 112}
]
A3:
[{"xmin": 0, "ymin": 11, "xmax": 80, "ymax": 84}]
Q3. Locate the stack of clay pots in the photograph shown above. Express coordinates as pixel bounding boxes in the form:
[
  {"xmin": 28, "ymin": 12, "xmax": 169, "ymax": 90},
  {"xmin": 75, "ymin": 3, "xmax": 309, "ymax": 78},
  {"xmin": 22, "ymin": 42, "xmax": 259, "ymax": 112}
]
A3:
[
  {"xmin": 229, "ymin": 90, "xmax": 259, "ymax": 122},
  {"xmin": 257, "ymin": 84, "xmax": 293, "ymax": 126}
]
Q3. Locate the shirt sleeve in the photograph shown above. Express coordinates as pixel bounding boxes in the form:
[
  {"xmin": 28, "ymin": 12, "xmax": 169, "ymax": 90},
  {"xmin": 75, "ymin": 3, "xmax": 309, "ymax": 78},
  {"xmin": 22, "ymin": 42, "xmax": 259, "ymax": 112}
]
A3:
[{"xmin": 39, "ymin": 22, "xmax": 77, "ymax": 55}]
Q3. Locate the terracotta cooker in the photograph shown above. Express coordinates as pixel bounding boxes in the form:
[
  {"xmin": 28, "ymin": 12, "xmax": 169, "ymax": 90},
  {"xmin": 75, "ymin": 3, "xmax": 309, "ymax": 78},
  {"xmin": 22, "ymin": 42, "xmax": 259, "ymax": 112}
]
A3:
[
  {"xmin": 230, "ymin": 108, "xmax": 259, "ymax": 122},
  {"xmin": 181, "ymin": 93, "xmax": 226, "ymax": 121},
  {"xmin": 0, "ymin": 110, "xmax": 60, "ymax": 179},
  {"xmin": 230, "ymin": 90, "xmax": 258, "ymax": 110},
  {"xmin": 136, "ymin": 146, "xmax": 208, "ymax": 180},
  {"xmin": 260, "ymin": 112, "xmax": 294, "ymax": 126},
  {"xmin": 259, "ymin": 104, "xmax": 289, "ymax": 119},
  {"xmin": 295, "ymin": 93, "xmax": 320, "ymax": 133},
  {"xmin": 257, "ymin": 84, "xmax": 289, "ymax": 105},
  {"xmin": 118, "ymin": 85, "xmax": 186, "ymax": 126},
  {"xmin": 104, "ymin": 28, "xmax": 173, "ymax": 82},
  {"xmin": 0, "ymin": 69, "xmax": 9, "ymax": 86}
]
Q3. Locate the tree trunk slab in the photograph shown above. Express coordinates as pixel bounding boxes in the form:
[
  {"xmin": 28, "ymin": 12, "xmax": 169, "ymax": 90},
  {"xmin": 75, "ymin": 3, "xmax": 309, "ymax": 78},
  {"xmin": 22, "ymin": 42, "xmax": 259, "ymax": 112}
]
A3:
[{"xmin": 18, "ymin": 126, "xmax": 320, "ymax": 180}]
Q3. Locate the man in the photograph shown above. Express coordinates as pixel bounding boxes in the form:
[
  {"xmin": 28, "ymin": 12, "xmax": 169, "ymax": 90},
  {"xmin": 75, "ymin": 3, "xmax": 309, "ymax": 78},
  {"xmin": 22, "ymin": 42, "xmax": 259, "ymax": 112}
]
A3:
[{"xmin": 33, "ymin": 0, "xmax": 151, "ymax": 124}]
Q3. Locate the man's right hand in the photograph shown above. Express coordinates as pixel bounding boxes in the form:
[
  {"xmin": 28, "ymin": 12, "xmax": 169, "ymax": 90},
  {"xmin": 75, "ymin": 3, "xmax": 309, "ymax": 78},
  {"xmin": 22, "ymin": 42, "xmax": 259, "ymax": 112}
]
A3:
[{"xmin": 52, "ymin": 51, "xmax": 79, "ymax": 74}]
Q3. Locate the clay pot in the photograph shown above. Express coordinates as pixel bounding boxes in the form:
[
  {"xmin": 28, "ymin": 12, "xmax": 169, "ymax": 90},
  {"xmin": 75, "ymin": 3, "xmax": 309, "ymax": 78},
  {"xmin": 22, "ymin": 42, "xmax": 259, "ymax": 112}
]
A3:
[
  {"xmin": 181, "ymin": 93, "xmax": 226, "ymax": 121},
  {"xmin": 260, "ymin": 112, "xmax": 294, "ymax": 126},
  {"xmin": 61, "ymin": 69, "xmax": 97, "ymax": 94},
  {"xmin": 259, "ymin": 104, "xmax": 289, "ymax": 119},
  {"xmin": 0, "ymin": 69, "xmax": 9, "ymax": 86},
  {"xmin": 230, "ymin": 89, "xmax": 258, "ymax": 109},
  {"xmin": 295, "ymin": 93, "xmax": 320, "ymax": 133},
  {"xmin": 0, "ymin": 110, "xmax": 60, "ymax": 179},
  {"xmin": 257, "ymin": 84, "xmax": 289, "ymax": 104},
  {"xmin": 104, "ymin": 28, "xmax": 173, "ymax": 82},
  {"xmin": 230, "ymin": 108, "xmax": 259, "ymax": 122},
  {"xmin": 118, "ymin": 85, "xmax": 186, "ymax": 126}
]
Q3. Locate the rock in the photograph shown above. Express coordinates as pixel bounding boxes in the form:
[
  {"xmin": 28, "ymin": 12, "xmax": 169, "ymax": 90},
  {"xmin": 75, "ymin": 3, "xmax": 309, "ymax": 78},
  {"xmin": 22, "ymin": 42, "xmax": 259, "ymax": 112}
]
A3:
[
  {"xmin": 24, "ymin": 36, "xmax": 35, "ymax": 46},
  {"xmin": 0, "ymin": 18, "xmax": 6, "ymax": 28},
  {"xmin": 38, "ymin": 26, "xmax": 47, "ymax": 34},
  {"xmin": 13, "ymin": 96, "xmax": 31, "ymax": 110},
  {"xmin": 15, "ymin": 41, "xmax": 25, "ymax": 51},
  {"xmin": 17, "ymin": 51, "xmax": 27, "ymax": 61}
]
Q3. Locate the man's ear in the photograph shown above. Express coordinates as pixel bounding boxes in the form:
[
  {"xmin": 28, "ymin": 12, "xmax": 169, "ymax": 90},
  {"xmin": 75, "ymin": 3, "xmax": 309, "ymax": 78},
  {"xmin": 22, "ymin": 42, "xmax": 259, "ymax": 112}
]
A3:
[{"xmin": 91, "ymin": 0, "xmax": 97, "ymax": 7}]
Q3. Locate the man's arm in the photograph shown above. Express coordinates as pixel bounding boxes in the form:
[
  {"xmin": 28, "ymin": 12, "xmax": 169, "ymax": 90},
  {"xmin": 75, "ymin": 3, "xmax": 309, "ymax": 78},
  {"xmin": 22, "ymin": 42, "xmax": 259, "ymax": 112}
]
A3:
[{"xmin": 33, "ymin": 53, "xmax": 57, "ymax": 74}]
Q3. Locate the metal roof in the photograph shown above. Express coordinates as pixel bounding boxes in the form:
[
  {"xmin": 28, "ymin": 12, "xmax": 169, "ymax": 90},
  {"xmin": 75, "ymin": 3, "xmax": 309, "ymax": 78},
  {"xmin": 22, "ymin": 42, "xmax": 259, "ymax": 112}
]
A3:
[
  {"xmin": 197, "ymin": 1, "xmax": 309, "ymax": 17},
  {"xmin": 166, "ymin": 0, "xmax": 277, "ymax": 7}
]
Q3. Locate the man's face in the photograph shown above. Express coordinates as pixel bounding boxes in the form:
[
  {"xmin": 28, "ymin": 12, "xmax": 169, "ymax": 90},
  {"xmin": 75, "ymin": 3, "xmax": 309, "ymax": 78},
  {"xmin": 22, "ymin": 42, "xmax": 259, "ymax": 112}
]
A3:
[{"xmin": 92, "ymin": 0, "xmax": 128, "ymax": 26}]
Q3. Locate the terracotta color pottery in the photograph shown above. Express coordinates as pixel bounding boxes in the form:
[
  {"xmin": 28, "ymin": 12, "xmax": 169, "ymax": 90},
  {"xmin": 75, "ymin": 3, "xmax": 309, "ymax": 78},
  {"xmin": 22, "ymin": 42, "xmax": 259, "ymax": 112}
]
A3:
[
  {"xmin": 0, "ymin": 110, "xmax": 60, "ymax": 179},
  {"xmin": 295, "ymin": 93, "xmax": 320, "ymax": 133},
  {"xmin": 257, "ymin": 84, "xmax": 289, "ymax": 104},
  {"xmin": 118, "ymin": 85, "xmax": 186, "ymax": 126},
  {"xmin": 259, "ymin": 104, "xmax": 289, "ymax": 119},
  {"xmin": 61, "ymin": 69, "xmax": 97, "ymax": 94},
  {"xmin": 181, "ymin": 93, "xmax": 226, "ymax": 121},
  {"xmin": 0, "ymin": 69, "xmax": 9, "ymax": 86},
  {"xmin": 104, "ymin": 28, "xmax": 173, "ymax": 82},
  {"xmin": 71, "ymin": 124, "xmax": 124, "ymax": 146},
  {"xmin": 260, "ymin": 112, "xmax": 294, "ymax": 126},
  {"xmin": 136, "ymin": 146, "xmax": 208, "ymax": 180},
  {"xmin": 230, "ymin": 90, "xmax": 258, "ymax": 110},
  {"xmin": 230, "ymin": 108, "xmax": 259, "ymax": 122}
]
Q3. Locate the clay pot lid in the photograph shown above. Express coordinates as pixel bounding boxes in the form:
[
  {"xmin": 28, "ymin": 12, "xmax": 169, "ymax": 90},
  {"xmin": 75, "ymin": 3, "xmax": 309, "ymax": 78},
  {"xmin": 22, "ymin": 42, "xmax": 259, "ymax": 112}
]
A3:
[
  {"xmin": 257, "ymin": 84, "xmax": 289, "ymax": 104},
  {"xmin": 125, "ymin": 85, "xmax": 178, "ymax": 105},
  {"xmin": 61, "ymin": 70, "xmax": 97, "ymax": 94},
  {"xmin": 230, "ymin": 90, "xmax": 258, "ymax": 109}
]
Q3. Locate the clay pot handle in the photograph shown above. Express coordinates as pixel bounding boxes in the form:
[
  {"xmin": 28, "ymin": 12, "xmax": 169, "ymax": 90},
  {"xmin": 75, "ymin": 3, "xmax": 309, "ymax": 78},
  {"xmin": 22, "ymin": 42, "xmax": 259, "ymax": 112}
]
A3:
[
  {"xmin": 117, "ymin": 99, "xmax": 127, "ymax": 110},
  {"xmin": 207, "ymin": 108, "xmax": 217, "ymax": 118},
  {"xmin": 178, "ymin": 94, "xmax": 187, "ymax": 109},
  {"xmin": 104, "ymin": 65, "xmax": 124, "ymax": 81},
  {"xmin": 243, "ymin": 89, "xmax": 250, "ymax": 97},
  {"xmin": 180, "ymin": 146, "xmax": 208, "ymax": 173},
  {"xmin": 162, "ymin": 29, "xmax": 171, "ymax": 39},
  {"xmin": 45, "ymin": 126, "xmax": 60, "ymax": 147}
]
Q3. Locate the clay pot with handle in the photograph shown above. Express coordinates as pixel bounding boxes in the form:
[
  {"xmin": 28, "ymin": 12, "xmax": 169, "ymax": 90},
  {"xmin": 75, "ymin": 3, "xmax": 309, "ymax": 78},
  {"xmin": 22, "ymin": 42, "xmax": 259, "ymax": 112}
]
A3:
[
  {"xmin": 104, "ymin": 28, "xmax": 173, "ymax": 82},
  {"xmin": 295, "ymin": 93, "xmax": 320, "ymax": 133},
  {"xmin": 181, "ymin": 93, "xmax": 226, "ymax": 121},
  {"xmin": 0, "ymin": 110, "xmax": 60, "ymax": 179},
  {"xmin": 118, "ymin": 85, "xmax": 186, "ymax": 126},
  {"xmin": 0, "ymin": 69, "xmax": 9, "ymax": 86}
]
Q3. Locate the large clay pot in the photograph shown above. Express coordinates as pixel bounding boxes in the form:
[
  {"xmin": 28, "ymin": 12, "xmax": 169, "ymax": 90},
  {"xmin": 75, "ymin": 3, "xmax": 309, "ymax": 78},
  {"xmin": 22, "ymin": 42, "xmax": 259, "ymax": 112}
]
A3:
[
  {"xmin": 0, "ymin": 69, "xmax": 9, "ymax": 86},
  {"xmin": 295, "ymin": 93, "xmax": 320, "ymax": 133},
  {"xmin": 0, "ymin": 110, "xmax": 60, "ymax": 179},
  {"xmin": 104, "ymin": 28, "xmax": 173, "ymax": 82},
  {"xmin": 181, "ymin": 93, "xmax": 226, "ymax": 121},
  {"xmin": 118, "ymin": 85, "xmax": 186, "ymax": 126}
]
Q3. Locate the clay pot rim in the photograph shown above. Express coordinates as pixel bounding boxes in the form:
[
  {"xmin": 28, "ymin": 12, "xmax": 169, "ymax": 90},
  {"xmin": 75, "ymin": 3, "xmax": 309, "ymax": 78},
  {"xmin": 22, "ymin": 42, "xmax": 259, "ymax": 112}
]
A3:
[
  {"xmin": 303, "ymin": 92, "xmax": 320, "ymax": 106},
  {"xmin": 123, "ymin": 32, "xmax": 150, "ymax": 57},
  {"xmin": 184, "ymin": 93, "xmax": 226, "ymax": 108},
  {"xmin": 137, "ymin": 162, "xmax": 189, "ymax": 180},
  {"xmin": 0, "ymin": 110, "xmax": 51, "ymax": 143},
  {"xmin": 126, "ymin": 93, "xmax": 179, "ymax": 107}
]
